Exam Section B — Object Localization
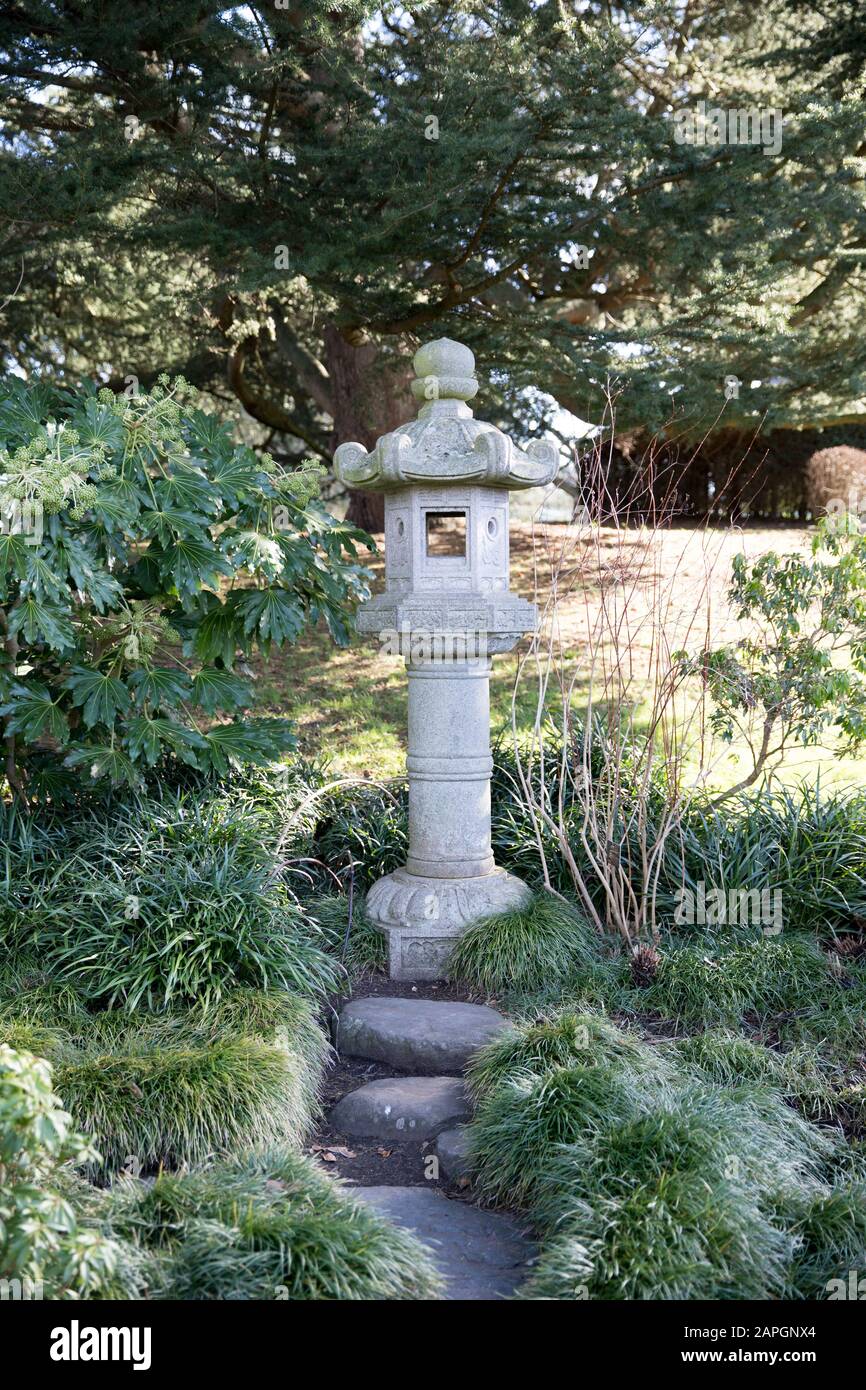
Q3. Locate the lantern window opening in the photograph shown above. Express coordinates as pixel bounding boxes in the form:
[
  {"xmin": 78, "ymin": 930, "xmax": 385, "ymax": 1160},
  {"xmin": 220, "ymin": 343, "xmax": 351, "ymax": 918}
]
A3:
[{"xmin": 425, "ymin": 510, "xmax": 467, "ymax": 558}]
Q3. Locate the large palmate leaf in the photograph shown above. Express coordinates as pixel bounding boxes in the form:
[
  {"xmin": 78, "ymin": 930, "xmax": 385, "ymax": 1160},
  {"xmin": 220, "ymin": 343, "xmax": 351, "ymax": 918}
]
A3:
[
  {"xmin": 236, "ymin": 587, "xmax": 305, "ymax": 648},
  {"xmin": 84, "ymin": 479, "xmax": 141, "ymax": 532},
  {"xmin": 221, "ymin": 528, "xmax": 284, "ymax": 579},
  {"xmin": 63, "ymin": 743, "xmax": 141, "ymax": 786},
  {"xmin": 63, "ymin": 668, "xmax": 131, "ymax": 728},
  {"xmin": 141, "ymin": 504, "xmax": 205, "ymax": 545},
  {"xmin": 184, "ymin": 408, "xmax": 236, "ymax": 458},
  {"xmin": 127, "ymin": 666, "xmax": 193, "ymax": 710},
  {"xmin": 209, "ymin": 450, "xmax": 267, "ymax": 506},
  {"xmin": 70, "ymin": 397, "xmax": 126, "ymax": 453},
  {"xmin": 156, "ymin": 466, "xmax": 219, "ymax": 516},
  {"xmin": 191, "ymin": 667, "xmax": 252, "ymax": 713},
  {"xmin": 55, "ymin": 537, "xmax": 123, "ymax": 612},
  {"xmin": 161, "ymin": 535, "xmax": 233, "ymax": 598},
  {"xmin": 8, "ymin": 596, "xmax": 75, "ymax": 650},
  {"xmin": 0, "ymin": 682, "xmax": 69, "ymax": 743},
  {"xmin": 0, "ymin": 532, "xmax": 31, "ymax": 589},
  {"xmin": 193, "ymin": 602, "xmax": 245, "ymax": 667},
  {"xmin": 123, "ymin": 714, "xmax": 206, "ymax": 766},
  {"xmin": 22, "ymin": 550, "xmax": 66, "ymax": 602},
  {"xmin": 199, "ymin": 718, "xmax": 296, "ymax": 775}
]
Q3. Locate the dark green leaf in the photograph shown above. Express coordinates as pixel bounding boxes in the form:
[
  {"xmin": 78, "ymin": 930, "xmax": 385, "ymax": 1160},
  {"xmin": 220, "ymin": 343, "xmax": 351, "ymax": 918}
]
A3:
[
  {"xmin": 127, "ymin": 666, "xmax": 193, "ymax": 710},
  {"xmin": 191, "ymin": 667, "xmax": 253, "ymax": 713},
  {"xmin": 0, "ymin": 681, "xmax": 70, "ymax": 743},
  {"xmin": 64, "ymin": 668, "xmax": 131, "ymax": 728}
]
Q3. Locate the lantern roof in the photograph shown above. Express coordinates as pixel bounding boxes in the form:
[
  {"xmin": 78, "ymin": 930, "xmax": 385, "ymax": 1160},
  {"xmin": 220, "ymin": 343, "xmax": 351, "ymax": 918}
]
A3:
[{"xmin": 334, "ymin": 338, "xmax": 559, "ymax": 493}]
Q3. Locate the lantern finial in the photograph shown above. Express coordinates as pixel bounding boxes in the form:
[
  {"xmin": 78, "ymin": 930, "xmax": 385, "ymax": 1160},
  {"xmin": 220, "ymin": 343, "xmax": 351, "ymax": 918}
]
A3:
[{"xmin": 411, "ymin": 337, "xmax": 478, "ymax": 404}]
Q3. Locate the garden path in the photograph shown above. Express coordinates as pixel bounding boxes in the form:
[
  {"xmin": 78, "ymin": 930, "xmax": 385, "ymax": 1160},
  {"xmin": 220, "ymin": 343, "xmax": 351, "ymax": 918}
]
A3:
[{"xmin": 316, "ymin": 992, "xmax": 536, "ymax": 1300}]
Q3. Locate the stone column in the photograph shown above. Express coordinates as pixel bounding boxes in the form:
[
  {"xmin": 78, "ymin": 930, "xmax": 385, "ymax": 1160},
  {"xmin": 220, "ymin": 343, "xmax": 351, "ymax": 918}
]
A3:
[{"xmin": 405, "ymin": 656, "xmax": 495, "ymax": 881}]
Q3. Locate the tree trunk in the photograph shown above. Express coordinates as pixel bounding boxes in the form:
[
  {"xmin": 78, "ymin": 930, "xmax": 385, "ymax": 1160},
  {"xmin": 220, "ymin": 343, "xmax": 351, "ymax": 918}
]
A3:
[{"xmin": 323, "ymin": 326, "xmax": 415, "ymax": 531}]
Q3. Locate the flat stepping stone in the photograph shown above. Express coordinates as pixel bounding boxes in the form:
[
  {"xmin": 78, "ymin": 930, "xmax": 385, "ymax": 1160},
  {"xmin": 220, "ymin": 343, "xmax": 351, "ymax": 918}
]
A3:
[
  {"xmin": 338, "ymin": 997, "xmax": 510, "ymax": 1073},
  {"xmin": 355, "ymin": 1186, "xmax": 534, "ymax": 1300},
  {"xmin": 329, "ymin": 1076, "xmax": 470, "ymax": 1140},
  {"xmin": 436, "ymin": 1126, "xmax": 472, "ymax": 1183}
]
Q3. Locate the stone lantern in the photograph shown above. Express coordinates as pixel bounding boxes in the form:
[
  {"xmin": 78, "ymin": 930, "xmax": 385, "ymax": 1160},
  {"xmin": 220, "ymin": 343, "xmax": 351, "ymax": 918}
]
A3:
[{"xmin": 335, "ymin": 338, "xmax": 558, "ymax": 980}]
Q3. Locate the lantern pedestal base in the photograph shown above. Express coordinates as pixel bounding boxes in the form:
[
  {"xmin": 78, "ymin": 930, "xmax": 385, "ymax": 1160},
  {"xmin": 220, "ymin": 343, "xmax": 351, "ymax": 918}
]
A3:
[{"xmin": 365, "ymin": 865, "xmax": 532, "ymax": 982}]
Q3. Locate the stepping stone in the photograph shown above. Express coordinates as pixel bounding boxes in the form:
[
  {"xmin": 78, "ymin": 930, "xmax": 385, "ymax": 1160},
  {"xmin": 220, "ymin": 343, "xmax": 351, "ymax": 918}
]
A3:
[
  {"xmin": 338, "ymin": 996, "xmax": 510, "ymax": 1074},
  {"xmin": 436, "ymin": 1126, "xmax": 472, "ymax": 1184},
  {"xmin": 355, "ymin": 1186, "xmax": 534, "ymax": 1301},
  {"xmin": 329, "ymin": 1076, "xmax": 470, "ymax": 1140}
]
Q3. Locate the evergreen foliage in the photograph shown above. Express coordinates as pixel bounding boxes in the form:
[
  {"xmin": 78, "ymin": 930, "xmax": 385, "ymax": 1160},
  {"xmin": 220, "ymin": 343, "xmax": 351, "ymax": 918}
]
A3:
[{"xmin": 0, "ymin": 1, "xmax": 862, "ymax": 456}]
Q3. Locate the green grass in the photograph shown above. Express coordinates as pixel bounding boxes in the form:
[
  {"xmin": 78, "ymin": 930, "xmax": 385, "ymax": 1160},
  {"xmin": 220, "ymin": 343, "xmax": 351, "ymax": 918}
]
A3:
[
  {"xmin": 306, "ymin": 893, "xmax": 388, "ymax": 978},
  {"xmin": 107, "ymin": 1148, "xmax": 443, "ymax": 1300},
  {"xmin": 465, "ymin": 1008, "xmax": 667, "ymax": 1107},
  {"xmin": 469, "ymin": 1060, "xmax": 663, "ymax": 1211},
  {"xmin": 669, "ymin": 783, "xmax": 866, "ymax": 937},
  {"xmin": 777, "ymin": 1184, "xmax": 866, "ymax": 1299},
  {"xmin": 521, "ymin": 1170, "xmax": 793, "ymax": 1301},
  {"xmin": 622, "ymin": 932, "xmax": 838, "ymax": 1030},
  {"xmin": 663, "ymin": 1030, "xmax": 840, "ymax": 1123},
  {"xmin": 14, "ymin": 802, "xmax": 342, "ymax": 1012}
]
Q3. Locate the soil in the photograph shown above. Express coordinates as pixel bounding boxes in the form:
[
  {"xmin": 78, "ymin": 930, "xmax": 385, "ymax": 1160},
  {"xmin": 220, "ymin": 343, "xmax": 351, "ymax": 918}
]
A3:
[{"xmin": 346, "ymin": 973, "xmax": 495, "ymax": 1007}]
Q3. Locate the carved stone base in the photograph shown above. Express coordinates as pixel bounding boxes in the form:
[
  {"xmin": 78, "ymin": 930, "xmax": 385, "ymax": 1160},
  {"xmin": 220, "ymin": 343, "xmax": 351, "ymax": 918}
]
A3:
[{"xmin": 365, "ymin": 865, "xmax": 532, "ymax": 981}]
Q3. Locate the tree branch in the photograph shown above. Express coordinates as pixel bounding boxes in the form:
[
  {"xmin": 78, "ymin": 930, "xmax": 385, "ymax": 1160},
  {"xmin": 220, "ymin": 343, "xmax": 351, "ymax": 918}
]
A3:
[{"xmin": 227, "ymin": 338, "xmax": 330, "ymax": 458}]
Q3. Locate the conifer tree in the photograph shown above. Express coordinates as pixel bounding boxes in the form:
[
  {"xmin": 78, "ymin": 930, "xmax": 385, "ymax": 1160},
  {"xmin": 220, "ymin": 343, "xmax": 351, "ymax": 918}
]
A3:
[{"xmin": 0, "ymin": 2, "xmax": 863, "ymax": 524}]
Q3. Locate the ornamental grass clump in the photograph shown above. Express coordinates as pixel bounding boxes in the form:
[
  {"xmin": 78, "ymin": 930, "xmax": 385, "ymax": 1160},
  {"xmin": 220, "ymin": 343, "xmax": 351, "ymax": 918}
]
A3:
[
  {"xmin": 668, "ymin": 785, "xmax": 866, "ymax": 939},
  {"xmin": 447, "ymin": 892, "xmax": 607, "ymax": 997},
  {"xmin": 465, "ymin": 1007, "xmax": 861, "ymax": 1299},
  {"xmin": 57, "ymin": 1035, "xmax": 316, "ymax": 1179},
  {"xmin": 32, "ymin": 834, "xmax": 341, "ymax": 1012},
  {"xmin": 521, "ymin": 1172, "xmax": 794, "ymax": 1301},
  {"xmin": 778, "ymin": 1184, "xmax": 866, "ymax": 1299},
  {"xmin": 108, "ymin": 1149, "xmax": 443, "ymax": 1301},
  {"xmin": 0, "ymin": 952, "xmax": 87, "ymax": 1027},
  {"xmin": 625, "ymin": 932, "xmax": 835, "ymax": 1030},
  {"xmin": 465, "ymin": 1008, "xmax": 667, "ymax": 1107},
  {"xmin": 665, "ymin": 1030, "xmax": 838, "ymax": 1123},
  {"xmin": 311, "ymin": 782, "xmax": 409, "ymax": 890},
  {"xmin": 469, "ymin": 1059, "xmax": 662, "ymax": 1211},
  {"xmin": 0, "ymin": 987, "xmax": 329, "ymax": 1179}
]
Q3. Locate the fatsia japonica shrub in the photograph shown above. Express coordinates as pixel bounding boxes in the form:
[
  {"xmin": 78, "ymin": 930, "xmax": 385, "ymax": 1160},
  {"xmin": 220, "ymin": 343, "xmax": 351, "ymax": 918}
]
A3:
[{"xmin": 0, "ymin": 377, "xmax": 371, "ymax": 791}]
